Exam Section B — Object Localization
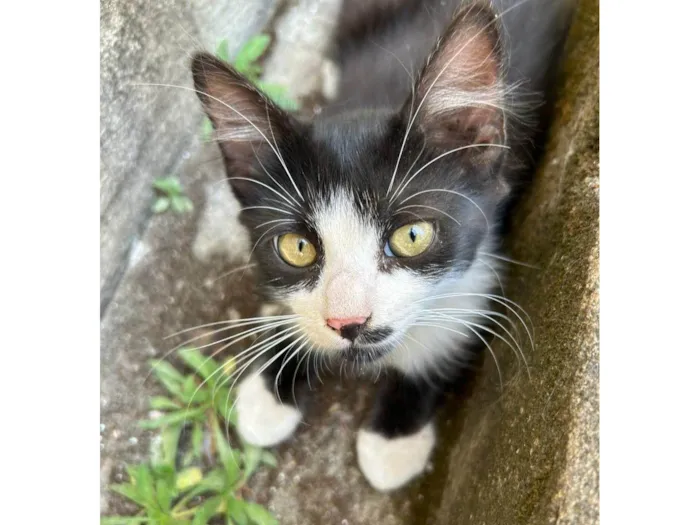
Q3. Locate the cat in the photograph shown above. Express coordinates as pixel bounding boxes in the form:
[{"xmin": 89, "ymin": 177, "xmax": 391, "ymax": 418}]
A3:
[{"xmin": 190, "ymin": 0, "xmax": 575, "ymax": 492}]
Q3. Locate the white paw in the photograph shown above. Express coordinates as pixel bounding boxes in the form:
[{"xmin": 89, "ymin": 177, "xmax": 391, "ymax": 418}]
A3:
[
  {"xmin": 356, "ymin": 423, "xmax": 436, "ymax": 492},
  {"xmin": 235, "ymin": 373, "xmax": 302, "ymax": 447}
]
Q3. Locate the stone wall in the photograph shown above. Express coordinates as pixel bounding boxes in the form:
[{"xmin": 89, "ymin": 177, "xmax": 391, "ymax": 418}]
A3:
[
  {"xmin": 412, "ymin": 1, "xmax": 599, "ymax": 522},
  {"xmin": 100, "ymin": 0, "xmax": 278, "ymax": 313}
]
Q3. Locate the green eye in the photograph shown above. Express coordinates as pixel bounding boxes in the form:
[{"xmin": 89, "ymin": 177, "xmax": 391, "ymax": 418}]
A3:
[
  {"xmin": 276, "ymin": 233, "xmax": 317, "ymax": 267},
  {"xmin": 386, "ymin": 221, "xmax": 435, "ymax": 258}
]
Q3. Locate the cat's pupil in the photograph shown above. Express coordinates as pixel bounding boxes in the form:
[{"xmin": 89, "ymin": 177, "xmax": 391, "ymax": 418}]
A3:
[
  {"xmin": 409, "ymin": 228, "xmax": 417, "ymax": 243},
  {"xmin": 297, "ymin": 239, "xmax": 305, "ymax": 253}
]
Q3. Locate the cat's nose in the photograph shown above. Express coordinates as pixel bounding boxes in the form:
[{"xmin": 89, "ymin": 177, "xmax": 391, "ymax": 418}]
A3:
[{"xmin": 326, "ymin": 317, "xmax": 368, "ymax": 341}]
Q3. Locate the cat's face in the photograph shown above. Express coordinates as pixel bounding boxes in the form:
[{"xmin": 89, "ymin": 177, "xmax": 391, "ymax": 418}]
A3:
[{"xmin": 193, "ymin": 7, "xmax": 512, "ymax": 363}]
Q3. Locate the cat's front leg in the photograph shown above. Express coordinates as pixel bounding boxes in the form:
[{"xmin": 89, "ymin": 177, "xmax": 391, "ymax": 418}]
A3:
[
  {"xmin": 356, "ymin": 370, "xmax": 443, "ymax": 492},
  {"xmin": 235, "ymin": 336, "xmax": 309, "ymax": 447}
]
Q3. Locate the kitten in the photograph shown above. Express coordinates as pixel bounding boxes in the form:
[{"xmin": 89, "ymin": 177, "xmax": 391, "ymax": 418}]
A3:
[{"xmin": 191, "ymin": 0, "xmax": 575, "ymax": 492}]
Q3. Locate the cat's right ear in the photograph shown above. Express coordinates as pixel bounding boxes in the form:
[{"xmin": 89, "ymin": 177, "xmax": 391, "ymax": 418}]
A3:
[
  {"xmin": 403, "ymin": 3, "xmax": 507, "ymax": 168},
  {"xmin": 191, "ymin": 53, "xmax": 298, "ymax": 203}
]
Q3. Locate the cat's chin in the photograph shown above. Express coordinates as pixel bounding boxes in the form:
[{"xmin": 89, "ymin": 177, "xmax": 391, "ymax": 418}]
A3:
[{"xmin": 338, "ymin": 342, "xmax": 392, "ymax": 365}]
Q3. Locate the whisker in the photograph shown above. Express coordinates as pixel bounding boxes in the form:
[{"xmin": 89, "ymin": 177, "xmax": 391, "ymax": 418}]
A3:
[
  {"xmin": 189, "ymin": 325, "xmax": 299, "ymax": 409},
  {"xmin": 273, "ymin": 335, "xmax": 309, "ymax": 404},
  {"xmin": 413, "ymin": 320, "xmax": 503, "ymax": 390},
  {"xmin": 399, "ymin": 188, "xmax": 491, "ymax": 230},
  {"xmin": 145, "ymin": 317, "xmax": 299, "ymax": 383},
  {"xmin": 185, "ymin": 323, "xmax": 301, "ymax": 404},
  {"xmin": 481, "ymin": 251, "xmax": 540, "ymax": 269},
  {"xmin": 239, "ymin": 205, "xmax": 294, "ymax": 216},
  {"xmin": 476, "ymin": 258, "xmax": 505, "ymax": 296},
  {"xmin": 422, "ymin": 310, "xmax": 530, "ymax": 380},
  {"xmin": 391, "ymin": 143, "xmax": 509, "ymax": 203},
  {"xmin": 225, "ymin": 177, "xmax": 299, "ymax": 210},
  {"xmin": 416, "ymin": 292, "xmax": 534, "ymax": 354},
  {"xmin": 395, "ymin": 204, "xmax": 462, "ymax": 226},
  {"xmin": 255, "ymin": 218, "xmax": 296, "ymax": 229},
  {"xmin": 211, "ymin": 262, "xmax": 257, "ymax": 283},
  {"xmin": 164, "ymin": 314, "xmax": 298, "ymax": 339},
  {"xmin": 132, "ymin": 82, "xmax": 303, "ymax": 202}
]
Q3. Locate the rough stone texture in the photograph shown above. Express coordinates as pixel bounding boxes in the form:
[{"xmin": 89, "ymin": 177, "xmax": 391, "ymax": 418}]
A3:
[
  {"xmin": 262, "ymin": 0, "xmax": 343, "ymax": 103},
  {"xmin": 100, "ymin": 0, "xmax": 278, "ymax": 313},
  {"xmin": 410, "ymin": 1, "xmax": 600, "ymax": 523},
  {"xmin": 101, "ymin": 0, "xmax": 598, "ymax": 522}
]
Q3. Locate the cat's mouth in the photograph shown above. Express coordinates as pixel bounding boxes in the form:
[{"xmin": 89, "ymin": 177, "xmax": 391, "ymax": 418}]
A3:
[{"xmin": 337, "ymin": 327, "xmax": 395, "ymax": 364}]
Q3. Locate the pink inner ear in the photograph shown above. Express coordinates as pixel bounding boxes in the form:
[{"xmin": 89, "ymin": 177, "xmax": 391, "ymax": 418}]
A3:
[{"xmin": 410, "ymin": 5, "xmax": 505, "ymax": 151}]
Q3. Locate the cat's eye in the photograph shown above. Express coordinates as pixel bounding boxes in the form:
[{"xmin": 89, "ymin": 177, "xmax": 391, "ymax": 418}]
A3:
[
  {"xmin": 276, "ymin": 233, "xmax": 318, "ymax": 267},
  {"xmin": 385, "ymin": 221, "xmax": 435, "ymax": 258}
]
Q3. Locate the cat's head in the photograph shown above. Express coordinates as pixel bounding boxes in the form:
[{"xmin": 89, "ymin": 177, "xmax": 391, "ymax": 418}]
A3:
[{"xmin": 192, "ymin": 5, "xmax": 514, "ymax": 364}]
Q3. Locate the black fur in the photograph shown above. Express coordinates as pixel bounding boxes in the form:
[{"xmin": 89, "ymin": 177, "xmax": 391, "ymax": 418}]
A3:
[{"xmin": 191, "ymin": 0, "xmax": 575, "ymax": 485}]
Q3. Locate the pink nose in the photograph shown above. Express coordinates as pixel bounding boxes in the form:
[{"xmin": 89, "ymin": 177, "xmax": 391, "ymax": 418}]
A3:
[{"xmin": 326, "ymin": 317, "xmax": 368, "ymax": 331}]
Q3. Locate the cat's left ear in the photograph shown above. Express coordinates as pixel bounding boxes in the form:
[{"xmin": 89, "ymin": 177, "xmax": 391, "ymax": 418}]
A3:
[
  {"xmin": 191, "ymin": 53, "xmax": 301, "ymax": 205},
  {"xmin": 405, "ymin": 3, "xmax": 507, "ymax": 166}
]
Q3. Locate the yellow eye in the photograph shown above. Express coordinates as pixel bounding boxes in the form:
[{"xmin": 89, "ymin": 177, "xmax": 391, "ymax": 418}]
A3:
[
  {"xmin": 387, "ymin": 221, "xmax": 435, "ymax": 258},
  {"xmin": 276, "ymin": 233, "xmax": 318, "ymax": 267}
]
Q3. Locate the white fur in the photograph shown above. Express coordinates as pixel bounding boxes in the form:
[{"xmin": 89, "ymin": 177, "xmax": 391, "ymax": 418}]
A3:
[
  {"xmin": 384, "ymin": 256, "xmax": 498, "ymax": 377},
  {"xmin": 274, "ymin": 190, "xmax": 501, "ymax": 377},
  {"xmin": 283, "ymin": 191, "xmax": 435, "ymax": 352},
  {"xmin": 235, "ymin": 373, "xmax": 302, "ymax": 447},
  {"xmin": 356, "ymin": 423, "xmax": 436, "ymax": 491}
]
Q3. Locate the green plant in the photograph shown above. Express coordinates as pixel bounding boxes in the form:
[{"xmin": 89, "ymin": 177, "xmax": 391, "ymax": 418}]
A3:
[
  {"xmin": 101, "ymin": 349, "xmax": 278, "ymax": 525},
  {"xmin": 152, "ymin": 176, "xmax": 194, "ymax": 214},
  {"xmin": 201, "ymin": 35, "xmax": 300, "ymax": 141}
]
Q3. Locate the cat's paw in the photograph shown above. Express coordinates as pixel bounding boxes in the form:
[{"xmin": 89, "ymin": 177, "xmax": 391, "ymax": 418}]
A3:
[
  {"xmin": 356, "ymin": 423, "xmax": 436, "ymax": 492},
  {"xmin": 235, "ymin": 373, "xmax": 302, "ymax": 447}
]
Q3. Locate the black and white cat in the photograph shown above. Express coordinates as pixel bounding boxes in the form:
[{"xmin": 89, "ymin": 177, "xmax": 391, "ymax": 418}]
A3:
[{"xmin": 191, "ymin": 0, "xmax": 574, "ymax": 491}]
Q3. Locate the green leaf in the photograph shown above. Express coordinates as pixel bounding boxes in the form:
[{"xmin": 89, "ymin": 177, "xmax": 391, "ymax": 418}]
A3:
[
  {"xmin": 177, "ymin": 347, "xmax": 219, "ymax": 381},
  {"xmin": 234, "ymin": 34, "xmax": 271, "ymax": 73},
  {"xmin": 155, "ymin": 477, "xmax": 174, "ymax": 511},
  {"xmin": 149, "ymin": 396, "xmax": 182, "ymax": 411},
  {"xmin": 100, "ymin": 517, "xmax": 151, "ymax": 525},
  {"xmin": 194, "ymin": 467, "xmax": 227, "ymax": 493},
  {"xmin": 244, "ymin": 502, "xmax": 278, "ymax": 525},
  {"xmin": 152, "ymin": 176, "xmax": 182, "ymax": 195},
  {"xmin": 242, "ymin": 445, "xmax": 262, "ymax": 483},
  {"xmin": 213, "ymin": 421, "xmax": 240, "ymax": 485},
  {"xmin": 152, "ymin": 197, "xmax": 170, "ymax": 214},
  {"xmin": 227, "ymin": 497, "xmax": 248, "ymax": 525},
  {"xmin": 150, "ymin": 360, "xmax": 186, "ymax": 383},
  {"xmin": 256, "ymin": 82, "xmax": 299, "ymax": 112},
  {"xmin": 157, "ymin": 423, "xmax": 183, "ymax": 469},
  {"xmin": 191, "ymin": 421, "xmax": 204, "ymax": 459},
  {"xmin": 215, "ymin": 39, "xmax": 230, "ymax": 62},
  {"xmin": 181, "ymin": 375, "xmax": 197, "ymax": 401},
  {"xmin": 129, "ymin": 464, "xmax": 157, "ymax": 508},
  {"xmin": 201, "ymin": 118, "xmax": 214, "ymax": 141},
  {"xmin": 148, "ymin": 361, "xmax": 189, "ymax": 403},
  {"xmin": 260, "ymin": 450, "xmax": 277, "ymax": 468},
  {"xmin": 214, "ymin": 390, "xmax": 237, "ymax": 427},
  {"xmin": 108, "ymin": 483, "xmax": 147, "ymax": 507},
  {"xmin": 193, "ymin": 495, "xmax": 223, "ymax": 525},
  {"xmin": 171, "ymin": 195, "xmax": 193, "ymax": 214},
  {"xmin": 139, "ymin": 407, "xmax": 207, "ymax": 430}
]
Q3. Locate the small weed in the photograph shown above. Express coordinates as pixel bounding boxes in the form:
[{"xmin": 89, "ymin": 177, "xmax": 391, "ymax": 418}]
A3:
[
  {"xmin": 201, "ymin": 34, "xmax": 299, "ymax": 141},
  {"xmin": 101, "ymin": 348, "xmax": 278, "ymax": 525},
  {"xmin": 152, "ymin": 176, "xmax": 194, "ymax": 214}
]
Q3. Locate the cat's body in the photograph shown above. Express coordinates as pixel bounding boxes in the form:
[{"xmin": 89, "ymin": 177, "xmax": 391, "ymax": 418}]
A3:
[{"xmin": 192, "ymin": 0, "xmax": 575, "ymax": 492}]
